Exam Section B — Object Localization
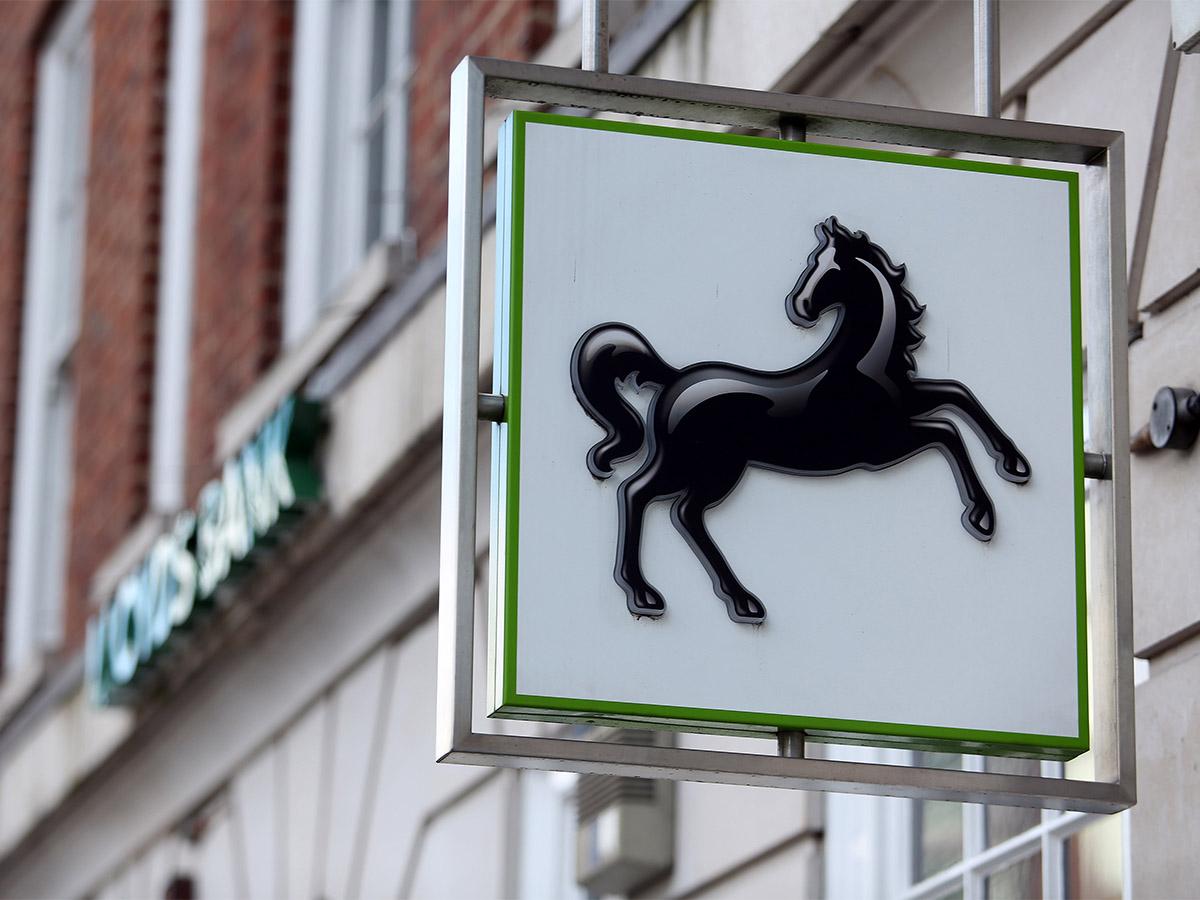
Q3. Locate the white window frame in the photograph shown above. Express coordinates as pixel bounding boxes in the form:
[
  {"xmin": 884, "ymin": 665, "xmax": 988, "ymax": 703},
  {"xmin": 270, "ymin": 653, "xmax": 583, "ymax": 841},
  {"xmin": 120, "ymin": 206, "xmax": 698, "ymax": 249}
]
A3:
[
  {"xmin": 149, "ymin": 0, "xmax": 206, "ymax": 514},
  {"xmin": 827, "ymin": 750, "xmax": 1128, "ymax": 900},
  {"xmin": 7, "ymin": 0, "xmax": 95, "ymax": 674},
  {"xmin": 906, "ymin": 809, "xmax": 1128, "ymax": 900},
  {"xmin": 905, "ymin": 758, "xmax": 1073, "ymax": 900},
  {"xmin": 283, "ymin": 0, "xmax": 412, "ymax": 347}
]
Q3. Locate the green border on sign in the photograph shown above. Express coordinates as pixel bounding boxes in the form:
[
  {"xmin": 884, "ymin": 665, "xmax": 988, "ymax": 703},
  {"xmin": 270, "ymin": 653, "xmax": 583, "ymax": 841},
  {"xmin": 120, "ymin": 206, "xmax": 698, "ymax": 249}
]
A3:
[{"xmin": 493, "ymin": 110, "xmax": 1089, "ymax": 759}]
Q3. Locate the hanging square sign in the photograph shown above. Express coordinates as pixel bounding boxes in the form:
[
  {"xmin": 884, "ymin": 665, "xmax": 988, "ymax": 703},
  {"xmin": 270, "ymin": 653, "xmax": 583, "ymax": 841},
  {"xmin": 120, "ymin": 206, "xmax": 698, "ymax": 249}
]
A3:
[{"xmin": 488, "ymin": 110, "xmax": 1086, "ymax": 759}]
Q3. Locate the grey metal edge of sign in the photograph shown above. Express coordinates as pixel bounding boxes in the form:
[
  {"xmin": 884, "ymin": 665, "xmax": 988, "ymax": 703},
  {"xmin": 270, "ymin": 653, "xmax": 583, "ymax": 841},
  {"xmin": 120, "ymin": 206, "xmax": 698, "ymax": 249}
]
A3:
[
  {"xmin": 488, "ymin": 109, "xmax": 1088, "ymax": 761},
  {"xmin": 436, "ymin": 57, "xmax": 1134, "ymax": 812},
  {"xmin": 85, "ymin": 396, "xmax": 324, "ymax": 706}
]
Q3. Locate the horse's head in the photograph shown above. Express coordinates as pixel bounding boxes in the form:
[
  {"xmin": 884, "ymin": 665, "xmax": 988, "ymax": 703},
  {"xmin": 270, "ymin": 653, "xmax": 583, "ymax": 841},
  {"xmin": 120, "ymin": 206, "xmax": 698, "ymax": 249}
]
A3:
[
  {"xmin": 786, "ymin": 216, "xmax": 867, "ymax": 328},
  {"xmin": 786, "ymin": 216, "xmax": 926, "ymax": 374}
]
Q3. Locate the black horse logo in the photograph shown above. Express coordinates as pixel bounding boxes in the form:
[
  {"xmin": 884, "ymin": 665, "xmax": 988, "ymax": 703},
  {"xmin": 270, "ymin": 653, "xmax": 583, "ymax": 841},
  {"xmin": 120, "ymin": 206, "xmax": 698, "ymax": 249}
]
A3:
[{"xmin": 570, "ymin": 217, "xmax": 1031, "ymax": 625}]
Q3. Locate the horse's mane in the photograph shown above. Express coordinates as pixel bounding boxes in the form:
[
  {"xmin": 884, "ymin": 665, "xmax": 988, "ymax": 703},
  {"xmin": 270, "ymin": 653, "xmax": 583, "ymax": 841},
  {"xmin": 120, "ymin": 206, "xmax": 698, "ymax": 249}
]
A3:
[{"xmin": 831, "ymin": 221, "xmax": 926, "ymax": 377}]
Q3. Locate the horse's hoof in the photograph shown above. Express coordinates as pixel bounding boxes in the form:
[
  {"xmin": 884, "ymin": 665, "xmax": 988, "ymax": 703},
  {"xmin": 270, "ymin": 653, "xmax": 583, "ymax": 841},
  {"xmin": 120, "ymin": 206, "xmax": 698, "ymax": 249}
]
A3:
[
  {"xmin": 998, "ymin": 452, "xmax": 1031, "ymax": 484},
  {"xmin": 962, "ymin": 503, "xmax": 995, "ymax": 542},
  {"xmin": 627, "ymin": 587, "xmax": 666, "ymax": 618},
  {"xmin": 586, "ymin": 445, "xmax": 615, "ymax": 480},
  {"xmin": 726, "ymin": 596, "xmax": 766, "ymax": 625}
]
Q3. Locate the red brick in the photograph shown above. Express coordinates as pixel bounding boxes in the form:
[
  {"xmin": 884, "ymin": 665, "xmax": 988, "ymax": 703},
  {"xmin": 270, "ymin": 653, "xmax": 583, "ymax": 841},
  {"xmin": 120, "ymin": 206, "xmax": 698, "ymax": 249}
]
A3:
[
  {"xmin": 38, "ymin": 0, "xmax": 171, "ymax": 652},
  {"xmin": 406, "ymin": 0, "xmax": 554, "ymax": 253},
  {"xmin": 0, "ymin": 0, "xmax": 552, "ymax": 665},
  {"xmin": 185, "ymin": 0, "xmax": 293, "ymax": 501}
]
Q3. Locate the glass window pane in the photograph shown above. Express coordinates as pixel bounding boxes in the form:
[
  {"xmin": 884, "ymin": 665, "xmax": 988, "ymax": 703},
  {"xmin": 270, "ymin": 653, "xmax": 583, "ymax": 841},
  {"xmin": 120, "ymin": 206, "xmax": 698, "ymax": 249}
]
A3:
[
  {"xmin": 369, "ymin": 0, "xmax": 390, "ymax": 99},
  {"xmin": 985, "ymin": 757, "xmax": 1042, "ymax": 847},
  {"xmin": 985, "ymin": 852, "xmax": 1042, "ymax": 900},
  {"xmin": 365, "ymin": 120, "xmax": 384, "ymax": 247},
  {"xmin": 1065, "ymin": 816, "xmax": 1122, "ymax": 900},
  {"xmin": 921, "ymin": 752, "xmax": 966, "ymax": 771},
  {"xmin": 914, "ymin": 799, "xmax": 963, "ymax": 880},
  {"xmin": 913, "ymin": 753, "xmax": 964, "ymax": 881}
]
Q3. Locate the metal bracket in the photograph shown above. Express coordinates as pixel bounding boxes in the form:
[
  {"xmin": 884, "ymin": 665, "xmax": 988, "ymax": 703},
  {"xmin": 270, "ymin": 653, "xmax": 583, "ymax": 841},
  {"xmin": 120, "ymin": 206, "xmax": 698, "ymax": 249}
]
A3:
[
  {"xmin": 973, "ymin": 0, "xmax": 1000, "ymax": 117},
  {"xmin": 777, "ymin": 730, "xmax": 806, "ymax": 759},
  {"xmin": 1084, "ymin": 451, "xmax": 1112, "ymax": 480},
  {"xmin": 478, "ymin": 393, "xmax": 506, "ymax": 423},
  {"xmin": 779, "ymin": 115, "xmax": 807, "ymax": 141},
  {"xmin": 582, "ymin": 0, "xmax": 609, "ymax": 74}
]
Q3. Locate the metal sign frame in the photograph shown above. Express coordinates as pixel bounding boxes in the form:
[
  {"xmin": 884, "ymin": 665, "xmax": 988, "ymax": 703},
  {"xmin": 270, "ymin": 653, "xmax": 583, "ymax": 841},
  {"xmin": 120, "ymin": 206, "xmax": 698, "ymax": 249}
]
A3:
[{"xmin": 438, "ymin": 55, "xmax": 1134, "ymax": 813}]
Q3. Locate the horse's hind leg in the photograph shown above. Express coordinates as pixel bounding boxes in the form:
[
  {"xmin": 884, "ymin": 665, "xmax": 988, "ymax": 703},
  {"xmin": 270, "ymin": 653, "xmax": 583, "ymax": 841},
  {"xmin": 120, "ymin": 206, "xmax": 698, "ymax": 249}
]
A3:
[
  {"xmin": 672, "ymin": 485, "xmax": 766, "ymax": 624},
  {"xmin": 615, "ymin": 462, "xmax": 671, "ymax": 617},
  {"xmin": 908, "ymin": 419, "xmax": 996, "ymax": 541},
  {"xmin": 909, "ymin": 379, "xmax": 1031, "ymax": 484}
]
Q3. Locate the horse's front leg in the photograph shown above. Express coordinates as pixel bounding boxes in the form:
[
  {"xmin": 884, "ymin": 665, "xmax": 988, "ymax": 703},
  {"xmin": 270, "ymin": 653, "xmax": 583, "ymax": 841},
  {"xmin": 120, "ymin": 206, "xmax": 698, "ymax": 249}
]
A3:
[
  {"xmin": 671, "ymin": 488, "xmax": 766, "ymax": 624},
  {"xmin": 907, "ymin": 419, "xmax": 996, "ymax": 541},
  {"xmin": 908, "ymin": 379, "xmax": 1031, "ymax": 484},
  {"xmin": 615, "ymin": 463, "xmax": 669, "ymax": 617}
]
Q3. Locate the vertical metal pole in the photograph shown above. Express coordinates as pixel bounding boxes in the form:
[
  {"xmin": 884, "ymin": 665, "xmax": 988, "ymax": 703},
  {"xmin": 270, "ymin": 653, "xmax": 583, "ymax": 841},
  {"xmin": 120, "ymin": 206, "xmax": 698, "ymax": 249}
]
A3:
[
  {"xmin": 973, "ymin": 0, "xmax": 1000, "ymax": 117},
  {"xmin": 582, "ymin": 0, "xmax": 609, "ymax": 73},
  {"xmin": 775, "ymin": 117, "xmax": 808, "ymax": 761},
  {"xmin": 1084, "ymin": 138, "xmax": 1135, "ymax": 796},
  {"xmin": 437, "ymin": 59, "xmax": 485, "ymax": 760}
]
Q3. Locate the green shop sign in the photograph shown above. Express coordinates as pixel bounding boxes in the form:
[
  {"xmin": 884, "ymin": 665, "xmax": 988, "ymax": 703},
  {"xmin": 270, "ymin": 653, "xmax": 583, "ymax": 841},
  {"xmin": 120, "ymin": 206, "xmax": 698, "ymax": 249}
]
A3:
[{"xmin": 86, "ymin": 397, "xmax": 322, "ymax": 704}]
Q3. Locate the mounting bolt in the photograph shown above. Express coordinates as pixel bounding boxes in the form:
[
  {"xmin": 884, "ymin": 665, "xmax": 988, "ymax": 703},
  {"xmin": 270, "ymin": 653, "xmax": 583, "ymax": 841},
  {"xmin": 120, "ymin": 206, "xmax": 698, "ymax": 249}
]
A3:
[{"xmin": 1149, "ymin": 386, "xmax": 1200, "ymax": 450}]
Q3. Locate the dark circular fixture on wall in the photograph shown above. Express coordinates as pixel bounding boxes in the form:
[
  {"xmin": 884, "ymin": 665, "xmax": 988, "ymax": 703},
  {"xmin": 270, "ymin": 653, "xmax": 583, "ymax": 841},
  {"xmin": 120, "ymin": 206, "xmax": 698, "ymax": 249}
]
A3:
[{"xmin": 1149, "ymin": 386, "xmax": 1200, "ymax": 450}]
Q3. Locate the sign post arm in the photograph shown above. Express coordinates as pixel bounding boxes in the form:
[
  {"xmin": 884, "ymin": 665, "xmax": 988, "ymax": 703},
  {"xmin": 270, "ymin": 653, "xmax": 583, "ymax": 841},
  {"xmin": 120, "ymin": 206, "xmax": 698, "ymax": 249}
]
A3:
[
  {"xmin": 973, "ymin": 0, "xmax": 1001, "ymax": 118},
  {"xmin": 437, "ymin": 57, "xmax": 486, "ymax": 761},
  {"xmin": 1083, "ymin": 136, "xmax": 1136, "ymax": 799},
  {"xmin": 776, "ymin": 112, "xmax": 808, "ymax": 761},
  {"xmin": 582, "ymin": 0, "xmax": 609, "ymax": 74},
  {"xmin": 446, "ymin": 731, "xmax": 1131, "ymax": 813}
]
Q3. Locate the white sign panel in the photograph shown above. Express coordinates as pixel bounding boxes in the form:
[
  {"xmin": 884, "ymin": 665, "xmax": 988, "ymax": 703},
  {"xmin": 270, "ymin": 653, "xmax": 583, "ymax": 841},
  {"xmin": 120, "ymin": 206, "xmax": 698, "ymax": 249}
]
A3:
[{"xmin": 490, "ymin": 111, "xmax": 1086, "ymax": 759}]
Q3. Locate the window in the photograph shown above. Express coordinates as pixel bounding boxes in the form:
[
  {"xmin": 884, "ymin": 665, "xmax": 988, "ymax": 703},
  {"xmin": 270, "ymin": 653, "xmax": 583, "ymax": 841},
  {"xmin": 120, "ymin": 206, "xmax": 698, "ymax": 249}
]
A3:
[
  {"xmin": 904, "ymin": 755, "xmax": 1123, "ymax": 900},
  {"xmin": 284, "ymin": 0, "xmax": 412, "ymax": 346},
  {"xmin": 825, "ymin": 750, "xmax": 1126, "ymax": 900},
  {"xmin": 150, "ymin": 0, "xmax": 206, "ymax": 514},
  {"xmin": 7, "ymin": 0, "xmax": 94, "ymax": 673}
]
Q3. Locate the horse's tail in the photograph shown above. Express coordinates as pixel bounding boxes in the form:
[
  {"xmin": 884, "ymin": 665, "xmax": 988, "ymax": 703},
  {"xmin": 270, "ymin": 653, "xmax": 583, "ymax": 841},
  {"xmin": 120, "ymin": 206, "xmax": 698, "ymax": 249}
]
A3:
[{"xmin": 571, "ymin": 323, "xmax": 677, "ymax": 479}]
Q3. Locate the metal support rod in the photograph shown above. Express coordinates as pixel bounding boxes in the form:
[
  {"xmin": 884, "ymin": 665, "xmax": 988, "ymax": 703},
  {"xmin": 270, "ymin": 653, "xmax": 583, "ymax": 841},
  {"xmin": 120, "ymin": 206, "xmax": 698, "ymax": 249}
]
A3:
[
  {"xmin": 1084, "ymin": 452, "xmax": 1113, "ymax": 480},
  {"xmin": 777, "ymin": 730, "xmax": 806, "ymax": 759},
  {"xmin": 973, "ymin": 0, "xmax": 1000, "ymax": 117},
  {"xmin": 582, "ymin": 0, "xmax": 609, "ymax": 73},
  {"xmin": 478, "ymin": 393, "xmax": 506, "ymax": 423},
  {"xmin": 779, "ymin": 115, "xmax": 807, "ymax": 141}
]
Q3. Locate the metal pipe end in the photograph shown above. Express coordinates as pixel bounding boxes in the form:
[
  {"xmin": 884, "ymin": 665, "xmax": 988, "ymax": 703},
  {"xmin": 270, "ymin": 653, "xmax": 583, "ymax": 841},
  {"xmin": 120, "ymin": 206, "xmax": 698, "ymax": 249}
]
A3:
[
  {"xmin": 478, "ymin": 393, "xmax": 506, "ymax": 423},
  {"xmin": 1083, "ymin": 451, "xmax": 1112, "ymax": 479},
  {"xmin": 777, "ymin": 730, "xmax": 806, "ymax": 759}
]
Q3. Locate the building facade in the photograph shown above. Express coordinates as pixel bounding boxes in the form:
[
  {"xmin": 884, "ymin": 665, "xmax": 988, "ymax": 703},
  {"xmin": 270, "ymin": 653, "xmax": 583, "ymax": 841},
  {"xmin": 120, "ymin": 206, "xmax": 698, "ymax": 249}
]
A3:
[{"xmin": 0, "ymin": 0, "xmax": 1194, "ymax": 897}]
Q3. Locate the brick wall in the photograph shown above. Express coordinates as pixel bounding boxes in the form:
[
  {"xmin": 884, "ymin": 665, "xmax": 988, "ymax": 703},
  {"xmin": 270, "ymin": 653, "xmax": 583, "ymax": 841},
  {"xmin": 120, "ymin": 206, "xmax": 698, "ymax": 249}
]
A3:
[
  {"xmin": 185, "ymin": 0, "xmax": 293, "ymax": 501},
  {"xmin": 407, "ymin": 0, "xmax": 555, "ymax": 252},
  {"xmin": 1, "ymin": 0, "xmax": 543, "ymax": 661},
  {"xmin": 0, "ymin": 1, "xmax": 56, "ymax": 669},
  {"xmin": 63, "ymin": 0, "xmax": 170, "ymax": 652}
]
